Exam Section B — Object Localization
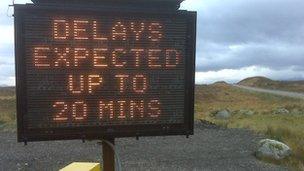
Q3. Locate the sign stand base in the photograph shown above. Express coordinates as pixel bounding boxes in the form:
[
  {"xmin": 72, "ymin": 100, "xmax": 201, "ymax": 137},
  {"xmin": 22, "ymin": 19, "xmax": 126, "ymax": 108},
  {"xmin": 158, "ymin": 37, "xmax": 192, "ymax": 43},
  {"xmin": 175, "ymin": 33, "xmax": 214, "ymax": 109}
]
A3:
[{"xmin": 102, "ymin": 138, "xmax": 115, "ymax": 171}]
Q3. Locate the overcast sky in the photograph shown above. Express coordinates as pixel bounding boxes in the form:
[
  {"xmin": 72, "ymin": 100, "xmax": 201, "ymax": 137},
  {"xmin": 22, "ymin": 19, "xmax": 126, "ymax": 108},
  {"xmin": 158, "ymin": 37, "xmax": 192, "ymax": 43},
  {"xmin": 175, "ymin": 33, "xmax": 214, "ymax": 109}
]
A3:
[{"xmin": 0, "ymin": 0, "xmax": 304, "ymax": 85}]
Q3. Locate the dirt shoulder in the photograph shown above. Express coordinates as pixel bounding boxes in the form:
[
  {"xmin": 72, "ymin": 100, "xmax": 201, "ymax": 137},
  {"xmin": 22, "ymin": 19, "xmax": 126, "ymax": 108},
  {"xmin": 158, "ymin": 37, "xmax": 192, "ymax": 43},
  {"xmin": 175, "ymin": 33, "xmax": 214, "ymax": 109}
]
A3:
[{"xmin": 0, "ymin": 122, "xmax": 287, "ymax": 171}]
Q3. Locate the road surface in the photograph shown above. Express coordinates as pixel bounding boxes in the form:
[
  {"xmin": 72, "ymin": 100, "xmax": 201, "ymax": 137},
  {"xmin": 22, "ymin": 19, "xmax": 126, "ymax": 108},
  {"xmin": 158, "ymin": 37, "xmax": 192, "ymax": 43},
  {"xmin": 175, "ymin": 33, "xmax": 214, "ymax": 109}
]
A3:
[
  {"xmin": 234, "ymin": 85, "xmax": 304, "ymax": 100},
  {"xmin": 0, "ymin": 122, "xmax": 287, "ymax": 171}
]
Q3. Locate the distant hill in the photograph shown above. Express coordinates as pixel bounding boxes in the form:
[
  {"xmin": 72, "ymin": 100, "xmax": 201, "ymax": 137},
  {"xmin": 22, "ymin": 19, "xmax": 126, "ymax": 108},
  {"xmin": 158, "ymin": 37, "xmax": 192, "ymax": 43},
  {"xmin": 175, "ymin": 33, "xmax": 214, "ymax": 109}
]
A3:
[
  {"xmin": 0, "ymin": 87, "xmax": 15, "ymax": 97},
  {"xmin": 238, "ymin": 76, "xmax": 304, "ymax": 93},
  {"xmin": 211, "ymin": 81, "xmax": 229, "ymax": 86}
]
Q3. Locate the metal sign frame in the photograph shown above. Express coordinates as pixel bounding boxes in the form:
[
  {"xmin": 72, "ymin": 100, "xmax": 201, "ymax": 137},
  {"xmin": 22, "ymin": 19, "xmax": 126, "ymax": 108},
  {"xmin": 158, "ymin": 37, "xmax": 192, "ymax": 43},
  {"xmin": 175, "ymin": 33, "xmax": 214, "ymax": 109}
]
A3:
[{"xmin": 14, "ymin": 4, "xmax": 196, "ymax": 142}]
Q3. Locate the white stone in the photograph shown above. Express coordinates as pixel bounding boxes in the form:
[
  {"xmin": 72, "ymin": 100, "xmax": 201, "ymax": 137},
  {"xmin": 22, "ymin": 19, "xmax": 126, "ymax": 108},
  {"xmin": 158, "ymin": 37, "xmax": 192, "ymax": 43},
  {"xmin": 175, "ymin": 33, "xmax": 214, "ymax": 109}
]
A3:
[
  {"xmin": 215, "ymin": 110, "xmax": 231, "ymax": 119},
  {"xmin": 256, "ymin": 139, "xmax": 292, "ymax": 160}
]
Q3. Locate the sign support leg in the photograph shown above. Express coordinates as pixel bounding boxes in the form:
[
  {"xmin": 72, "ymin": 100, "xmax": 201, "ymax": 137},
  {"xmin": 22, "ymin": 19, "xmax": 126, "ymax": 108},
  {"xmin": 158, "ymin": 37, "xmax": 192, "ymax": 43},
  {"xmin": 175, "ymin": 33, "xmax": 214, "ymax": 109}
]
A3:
[{"xmin": 102, "ymin": 138, "xmax": 115, "ymax": 171}]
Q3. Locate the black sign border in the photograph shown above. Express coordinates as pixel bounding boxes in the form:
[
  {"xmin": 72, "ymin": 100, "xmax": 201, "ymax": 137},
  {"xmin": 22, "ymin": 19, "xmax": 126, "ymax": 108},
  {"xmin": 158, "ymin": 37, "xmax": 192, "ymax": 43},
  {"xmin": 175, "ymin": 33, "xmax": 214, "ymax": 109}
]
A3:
[{"xmin": 14, "ymin": 4, "xmax": 196, "ymax": 142}]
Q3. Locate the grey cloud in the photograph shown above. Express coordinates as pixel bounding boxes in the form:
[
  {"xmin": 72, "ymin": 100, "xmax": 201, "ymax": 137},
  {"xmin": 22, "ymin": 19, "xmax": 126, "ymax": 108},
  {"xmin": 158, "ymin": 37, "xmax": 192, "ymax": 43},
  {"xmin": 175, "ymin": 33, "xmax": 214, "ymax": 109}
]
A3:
[
  {"xmin": 0, "ymin": 43, "xmax": 14, "ymax": 65},
  {"xmin": 192, "ymin": 0, "xmax": 304, "ymax": 73},
  {"xmin": 0, "ymin": 1, "xmax": 14, "ymax": 25},
  {"xmin": 0, "ymin": 16, "xmax": 13, "ymax": 25},
  {"xmin": 0, "ymin": 61, "xmax": 9, "ymax": 65},
  {"xmin": 0, "ymin": 60, "xmax": 13, "ymax": 66},
  {"xmin": 199, "ymin": 0, "xmax": 304, "ymax": 44},
  {"xmin": 0, "ymin": 75, "xmax": 14, "ymax": 86},
  {"xmin": 0, "ymin": 64, "xmax": 14, "ymax": 76},
  {"xmin": 0, "ymin": 43, "xmax": 14, "ymax": 56},
  {"xmin": 196, "ymin": 42, "xmax": 304, "ymax": 71}
]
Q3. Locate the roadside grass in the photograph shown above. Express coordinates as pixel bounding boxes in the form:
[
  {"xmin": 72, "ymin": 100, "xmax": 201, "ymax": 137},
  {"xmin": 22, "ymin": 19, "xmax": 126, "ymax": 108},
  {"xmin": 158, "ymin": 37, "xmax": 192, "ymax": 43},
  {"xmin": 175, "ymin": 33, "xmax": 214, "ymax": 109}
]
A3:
[
  {"xmin": 0, "ymin": 97, "xmax": 16, "ymax": 132},
  {"xmin": 201, "ymin": 113, "xmax": 304, "ymax": 170},
  {"xmin": 195, "ymin": 83, "xmax": 302, "ymax": 116},
  {"xmin": 0, "ymin": 87, "xmax": 15, "ymax": 97},
  {"xmin": 195, "ymin": 83, "xmax": 304, "ymax": 170}
]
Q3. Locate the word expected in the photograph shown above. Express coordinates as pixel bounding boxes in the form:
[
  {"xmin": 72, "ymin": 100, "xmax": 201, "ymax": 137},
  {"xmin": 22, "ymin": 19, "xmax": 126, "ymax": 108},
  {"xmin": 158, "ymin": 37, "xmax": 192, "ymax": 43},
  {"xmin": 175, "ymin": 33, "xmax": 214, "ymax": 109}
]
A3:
[
  {"xmin": 53, "ymin": 99, "xmax": 161, "ymax": 121},
  {"xmin": 53, "ymin": 19, "xmax": 163, "ymax": 41},
  {"xmin": 33, "ymin": 47, "xmax": 181, "ymax": 68}
]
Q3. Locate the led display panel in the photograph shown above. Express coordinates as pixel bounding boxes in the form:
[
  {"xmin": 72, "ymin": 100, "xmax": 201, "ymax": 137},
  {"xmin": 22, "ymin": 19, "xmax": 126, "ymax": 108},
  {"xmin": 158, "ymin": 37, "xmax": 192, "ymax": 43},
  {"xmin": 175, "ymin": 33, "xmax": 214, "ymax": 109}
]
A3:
[{"xmin": 14, "ymin": 5, "xmax": 196, "ymax": 142}]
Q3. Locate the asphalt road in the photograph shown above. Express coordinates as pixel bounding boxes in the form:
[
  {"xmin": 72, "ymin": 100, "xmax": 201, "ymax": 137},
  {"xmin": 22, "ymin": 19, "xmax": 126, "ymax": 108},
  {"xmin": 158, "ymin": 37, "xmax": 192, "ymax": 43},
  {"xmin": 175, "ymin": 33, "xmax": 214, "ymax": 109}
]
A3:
[
  {"xmin": 0, "ymin": 122, "xmax": 287, "ymax": 171},
  {"xmin": 234, "ymin": 85, "xmax": 304, "ymax": 100}
]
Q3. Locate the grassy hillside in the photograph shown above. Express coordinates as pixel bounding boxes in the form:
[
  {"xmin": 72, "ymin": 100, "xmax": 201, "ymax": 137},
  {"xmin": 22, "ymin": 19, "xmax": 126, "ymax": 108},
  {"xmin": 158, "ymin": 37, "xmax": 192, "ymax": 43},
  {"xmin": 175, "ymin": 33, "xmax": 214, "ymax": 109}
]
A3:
[
  {"xmin": 238, "ymin": 76, "xmax": 304, "ymax": 93},
  {"xmin": 196, "ymin": 82, "xmax": 304, "ymax": 169}
]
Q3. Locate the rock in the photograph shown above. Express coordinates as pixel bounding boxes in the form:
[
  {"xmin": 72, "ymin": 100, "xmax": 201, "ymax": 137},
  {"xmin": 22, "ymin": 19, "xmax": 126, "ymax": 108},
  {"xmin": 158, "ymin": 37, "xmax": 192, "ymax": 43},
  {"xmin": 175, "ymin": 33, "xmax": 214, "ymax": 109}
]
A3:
[
  {"xmin": 198, "ymin": 119, "xmax": 220, "ymax": 129},
  {"xmin": 256, "ymin": 139, "xmax": 292, "ymax": 160},
  {"xmin": 273, "ymin": 108, "xmax": 289, "ymax": 115},
  {"xmin": 215, "ymin": 110, "xmax": 231, "ymax": 119},
  {"xmin": 239, "ymin": 109, "xmax": 255, "ymax": 116}
]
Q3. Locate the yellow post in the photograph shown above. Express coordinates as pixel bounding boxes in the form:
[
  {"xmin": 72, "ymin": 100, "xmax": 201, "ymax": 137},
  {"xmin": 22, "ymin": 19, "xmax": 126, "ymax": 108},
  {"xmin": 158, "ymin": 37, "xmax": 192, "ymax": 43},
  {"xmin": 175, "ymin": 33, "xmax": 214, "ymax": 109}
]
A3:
[{"xmin": 59, "ymin": 162, "xmax": 101, "ymax": 171}]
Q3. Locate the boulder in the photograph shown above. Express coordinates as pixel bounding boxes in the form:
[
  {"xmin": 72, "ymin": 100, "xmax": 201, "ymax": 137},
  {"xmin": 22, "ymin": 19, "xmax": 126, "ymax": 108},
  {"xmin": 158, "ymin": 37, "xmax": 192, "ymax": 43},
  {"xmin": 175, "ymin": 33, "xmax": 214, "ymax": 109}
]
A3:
[
  {"xmin": 239, "ymin": 109, "xmax": 255, "ymax": 116},
  {"xmin": 256, "ymin": 139, "xmax": 292, "ymax": 160},
  {"xmin": 215, "ymin": 110, "xmax": 231, "ymax": 119}
]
